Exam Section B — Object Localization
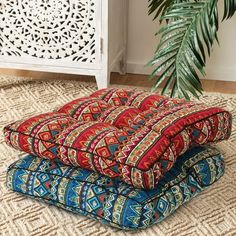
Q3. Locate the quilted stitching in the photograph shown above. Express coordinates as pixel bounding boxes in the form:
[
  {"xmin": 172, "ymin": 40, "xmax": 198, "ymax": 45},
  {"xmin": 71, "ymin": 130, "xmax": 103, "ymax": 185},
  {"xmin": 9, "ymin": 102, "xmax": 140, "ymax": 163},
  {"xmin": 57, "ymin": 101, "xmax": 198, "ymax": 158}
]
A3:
[{"xmin": 3, "ymin": 88, "xmax": 232, "ymax": 189}]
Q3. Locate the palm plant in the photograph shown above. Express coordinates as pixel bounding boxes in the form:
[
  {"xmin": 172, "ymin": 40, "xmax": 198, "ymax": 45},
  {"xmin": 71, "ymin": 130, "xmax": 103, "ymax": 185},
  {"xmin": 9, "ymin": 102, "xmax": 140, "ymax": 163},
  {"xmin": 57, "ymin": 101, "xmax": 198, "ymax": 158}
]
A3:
[{"xmin": 148, "ymin": 0, "xmax": 236, "ymax": 99}]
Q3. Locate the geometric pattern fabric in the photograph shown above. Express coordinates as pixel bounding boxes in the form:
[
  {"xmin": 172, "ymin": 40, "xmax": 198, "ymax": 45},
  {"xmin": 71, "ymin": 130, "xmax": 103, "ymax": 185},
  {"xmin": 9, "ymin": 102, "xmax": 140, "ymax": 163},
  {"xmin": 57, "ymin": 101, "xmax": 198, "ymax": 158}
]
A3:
[
  {"xmin": 4, "ymin": 88, "xmax": 232, "ymax": 189},
  {"xmin": 6, "ymin": 146, "xmax": 225, "ymax": 230}
]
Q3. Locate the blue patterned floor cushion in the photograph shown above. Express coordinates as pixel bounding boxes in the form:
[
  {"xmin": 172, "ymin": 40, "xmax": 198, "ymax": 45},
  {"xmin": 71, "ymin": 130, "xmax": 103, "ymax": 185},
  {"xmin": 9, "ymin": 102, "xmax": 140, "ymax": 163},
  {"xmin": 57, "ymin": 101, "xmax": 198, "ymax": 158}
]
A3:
[{"xmin": 6, "ymin": 146, "xmax": 225, "ymax": 230}]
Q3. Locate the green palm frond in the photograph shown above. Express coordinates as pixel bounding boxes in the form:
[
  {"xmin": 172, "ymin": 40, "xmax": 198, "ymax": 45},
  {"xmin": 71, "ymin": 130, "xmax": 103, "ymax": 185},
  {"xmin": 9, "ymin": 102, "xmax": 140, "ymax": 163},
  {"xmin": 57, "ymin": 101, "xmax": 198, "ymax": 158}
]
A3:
[
  {"xmin": 148, "ymin": 0, "xmax": 173, "ymax": 20},
  {"xmin": 223, "ymin": 0, "xmax": 236, "ymax": 19},
  {"xmin": 148, "ymin": 0, "xmax": 236, "ymax": 99}
]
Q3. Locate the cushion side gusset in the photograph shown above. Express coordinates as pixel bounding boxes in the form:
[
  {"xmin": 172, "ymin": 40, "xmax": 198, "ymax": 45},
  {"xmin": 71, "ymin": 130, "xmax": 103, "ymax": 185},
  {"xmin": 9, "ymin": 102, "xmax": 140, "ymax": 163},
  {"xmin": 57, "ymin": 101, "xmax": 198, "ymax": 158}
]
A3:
[
  {"xmin": 6, "ymin": 164, "xmax": 143, "ymax": 230},
  {"xmin": 4, "ymin": 88, "xmax": 232, "ymax": 190},
  {"xmin": 148, "ymin": 109, "xmax": 232, "ymax": 170},
  {"xmin": 119, "ymin": 108, "xmax": 231, "ymax": 170},
  {"xmin": 3, "ymin": 111, "xmax": 231, "ymax": 189},
  {"xmin": 3, "ymin": 112, "xmax": 78, "ymax": 160},
  {"xmin": 6, "ymin": 148, "xmax": 225, "ymax": 230},
  {"xmin": 139, "ymin": 154, "xmax": 225, "ymax": 228},
  {"xmin": 115, "ymin": 108, "xmax": 230, "ymax": 188},
  {"xmin": 162, "ymin": 109, "xmax": 232, "ymax": 141}
]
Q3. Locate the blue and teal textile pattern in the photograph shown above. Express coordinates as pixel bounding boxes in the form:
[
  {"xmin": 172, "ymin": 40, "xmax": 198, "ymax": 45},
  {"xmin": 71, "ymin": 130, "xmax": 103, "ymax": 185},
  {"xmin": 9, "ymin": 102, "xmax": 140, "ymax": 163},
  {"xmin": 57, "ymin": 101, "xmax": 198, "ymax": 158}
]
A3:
[{"xmin": 6, "ymin": 146, "xmax": 225, "ymax": 230}]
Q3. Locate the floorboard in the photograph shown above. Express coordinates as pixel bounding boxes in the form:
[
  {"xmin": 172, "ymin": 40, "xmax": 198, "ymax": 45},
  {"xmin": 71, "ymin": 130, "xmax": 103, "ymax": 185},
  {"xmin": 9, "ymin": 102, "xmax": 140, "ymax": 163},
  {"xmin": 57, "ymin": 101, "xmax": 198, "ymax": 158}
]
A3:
[{"xmin": 1, "ymin": 69, "xmax": 236, "ymax": 94}]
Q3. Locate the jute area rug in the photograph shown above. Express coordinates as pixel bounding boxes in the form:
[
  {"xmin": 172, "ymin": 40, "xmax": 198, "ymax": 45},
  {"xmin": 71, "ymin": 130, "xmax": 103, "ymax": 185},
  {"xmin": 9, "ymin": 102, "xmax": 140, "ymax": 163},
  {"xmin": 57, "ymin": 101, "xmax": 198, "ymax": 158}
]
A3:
[{"xmin": 0, "ymin": 75, "xmax": 235, "ymax": 236}]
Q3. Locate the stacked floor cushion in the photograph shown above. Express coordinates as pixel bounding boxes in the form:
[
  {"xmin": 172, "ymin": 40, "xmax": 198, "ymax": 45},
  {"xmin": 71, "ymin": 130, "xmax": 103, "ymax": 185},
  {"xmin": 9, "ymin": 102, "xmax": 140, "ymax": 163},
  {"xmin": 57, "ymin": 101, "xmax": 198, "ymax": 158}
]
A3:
[
  {"xmin": 7, "ymin": 146, "xmax": 225, "ymax": 230},
  {"xmin": 4, "ymin": 88, "xmax": 232, "ymax": 229},
  {"xmin": 4, "ymin": 88, "xmax": 232, "ymax": 189}
]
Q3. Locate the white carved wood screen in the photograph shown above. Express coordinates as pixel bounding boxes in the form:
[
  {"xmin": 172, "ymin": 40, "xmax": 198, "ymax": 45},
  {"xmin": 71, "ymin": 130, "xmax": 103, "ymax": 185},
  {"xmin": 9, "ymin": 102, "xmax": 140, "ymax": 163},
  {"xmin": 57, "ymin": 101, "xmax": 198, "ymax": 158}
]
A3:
[{"xmin": 0, "ymin": 0, "xmax": 127, "ymax": 89}]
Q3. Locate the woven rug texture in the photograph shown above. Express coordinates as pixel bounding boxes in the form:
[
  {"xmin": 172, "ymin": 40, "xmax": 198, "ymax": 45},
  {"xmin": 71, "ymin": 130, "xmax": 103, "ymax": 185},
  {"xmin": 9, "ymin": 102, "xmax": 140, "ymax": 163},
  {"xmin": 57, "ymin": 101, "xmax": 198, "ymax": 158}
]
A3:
[{"xmin": 0, "ymin": 75, "xmax": 235, "ymax": 236}]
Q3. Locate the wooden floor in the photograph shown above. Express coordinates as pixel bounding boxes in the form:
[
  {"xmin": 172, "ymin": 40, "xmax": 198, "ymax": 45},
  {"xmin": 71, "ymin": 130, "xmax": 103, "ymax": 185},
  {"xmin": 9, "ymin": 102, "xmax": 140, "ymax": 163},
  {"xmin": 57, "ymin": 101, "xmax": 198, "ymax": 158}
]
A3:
[{"xmin": 1, "ymin": 68, "xmax": 236, "ymax": 94}]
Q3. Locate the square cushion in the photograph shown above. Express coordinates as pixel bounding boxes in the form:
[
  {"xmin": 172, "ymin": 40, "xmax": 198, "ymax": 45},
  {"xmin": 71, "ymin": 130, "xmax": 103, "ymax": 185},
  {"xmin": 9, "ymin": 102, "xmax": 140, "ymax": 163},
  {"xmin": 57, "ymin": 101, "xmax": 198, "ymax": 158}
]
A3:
[
  {"xmin": 6, "ymin": 146, "xmax": 225, "ymax": 230},
  {"xmin": 4, "ymin": 88, "xmax": 232, "ymax": 189}
]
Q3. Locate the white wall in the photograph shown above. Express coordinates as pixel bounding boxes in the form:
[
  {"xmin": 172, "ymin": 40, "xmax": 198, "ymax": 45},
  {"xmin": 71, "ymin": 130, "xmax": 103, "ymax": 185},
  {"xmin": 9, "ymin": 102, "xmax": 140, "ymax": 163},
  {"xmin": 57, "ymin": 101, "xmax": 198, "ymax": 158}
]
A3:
[{"xmin": 126, "ymin": 0, "xmax": 236, "ymax": 82}]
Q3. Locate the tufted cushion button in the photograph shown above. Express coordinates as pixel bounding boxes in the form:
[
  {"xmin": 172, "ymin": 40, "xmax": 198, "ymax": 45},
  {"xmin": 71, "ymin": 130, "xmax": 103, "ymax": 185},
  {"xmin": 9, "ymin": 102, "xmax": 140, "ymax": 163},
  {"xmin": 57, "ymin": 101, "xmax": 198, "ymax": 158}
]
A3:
[
  {"xmin": 98, "ymin": 106, "xmax": 141, "ymax": 128},
  {"xmin": 58, "ymin": 97, "xmax": 111, "ymax": 122},
  {"xmin": 90, "ymin": 88, "xmax": 135, "ymax": 106}
]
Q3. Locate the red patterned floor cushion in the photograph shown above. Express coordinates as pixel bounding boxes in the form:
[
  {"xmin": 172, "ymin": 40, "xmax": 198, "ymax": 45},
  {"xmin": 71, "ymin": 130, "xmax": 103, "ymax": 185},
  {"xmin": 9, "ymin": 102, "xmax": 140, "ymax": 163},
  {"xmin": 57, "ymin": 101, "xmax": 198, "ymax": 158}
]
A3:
[
  {"xmin": 4, "ymin": 113, "xmax": 77, "ymax": 160},
  {"xmin": 3, "ymin": 88, "xmax": 232, "ymax": 189}
]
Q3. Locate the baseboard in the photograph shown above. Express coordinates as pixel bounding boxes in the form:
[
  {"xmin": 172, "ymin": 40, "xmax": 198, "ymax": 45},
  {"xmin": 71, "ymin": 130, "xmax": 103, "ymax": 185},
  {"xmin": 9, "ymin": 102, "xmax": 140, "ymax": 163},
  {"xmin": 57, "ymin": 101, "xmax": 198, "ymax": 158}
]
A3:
[
  {"xmin": 125, "ymin": 62, "xmax": 236, "ymax": 82},
  {"xmin": 126, "ymin": 62, "xmax": 153, "ymax": 75},
  {"xmin": 205, "ymin": 66, "xmax": 236, "ymax": 82}
]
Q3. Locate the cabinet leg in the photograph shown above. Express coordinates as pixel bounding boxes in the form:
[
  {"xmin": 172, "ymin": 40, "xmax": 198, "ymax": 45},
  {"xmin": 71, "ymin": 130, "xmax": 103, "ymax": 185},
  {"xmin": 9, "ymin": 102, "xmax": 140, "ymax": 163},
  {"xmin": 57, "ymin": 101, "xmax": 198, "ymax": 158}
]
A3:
[{"xmin": 95, "ymin": 71, "xmax": 110, "ymax": 90}]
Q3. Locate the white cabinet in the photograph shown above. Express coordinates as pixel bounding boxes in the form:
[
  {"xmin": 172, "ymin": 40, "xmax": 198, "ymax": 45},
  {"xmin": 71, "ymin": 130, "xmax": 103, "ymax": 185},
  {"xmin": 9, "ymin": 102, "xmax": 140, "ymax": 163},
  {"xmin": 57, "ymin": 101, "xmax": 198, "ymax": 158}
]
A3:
[{"xmin": 0, "ymin": 0, "xmax": 127, "ymax": 89}]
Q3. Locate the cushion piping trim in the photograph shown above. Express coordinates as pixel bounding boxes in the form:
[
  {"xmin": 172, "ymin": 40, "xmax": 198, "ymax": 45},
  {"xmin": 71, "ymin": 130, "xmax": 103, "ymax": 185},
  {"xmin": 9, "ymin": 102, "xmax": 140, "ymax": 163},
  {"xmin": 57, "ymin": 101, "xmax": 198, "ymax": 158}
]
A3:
[
  {"xmin": 8, "ymin": 161, "xmax": 223, "ymax": 230},
  {"xmin": 4, "ymin": 110, "xmax": 231, "ymax": 172},
  {"xmin": 7, "ymin": 152, "xmax": 223, "ymax": 205}
]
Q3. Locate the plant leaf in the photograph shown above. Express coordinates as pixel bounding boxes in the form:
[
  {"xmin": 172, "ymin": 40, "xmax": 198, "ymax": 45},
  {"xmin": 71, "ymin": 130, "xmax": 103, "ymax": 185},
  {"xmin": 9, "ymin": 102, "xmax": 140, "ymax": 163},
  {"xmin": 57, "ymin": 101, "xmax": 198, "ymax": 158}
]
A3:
[{"xmin": 148, "ymin": 0, "xmax": 223, "ymax": 99}]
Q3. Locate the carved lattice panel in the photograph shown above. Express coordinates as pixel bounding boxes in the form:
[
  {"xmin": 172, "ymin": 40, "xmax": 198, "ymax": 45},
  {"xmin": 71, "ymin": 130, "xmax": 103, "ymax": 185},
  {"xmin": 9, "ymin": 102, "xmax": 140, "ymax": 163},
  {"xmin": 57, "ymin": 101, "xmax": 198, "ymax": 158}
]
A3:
[{"xmin": 0, "ymin": 0, "xmax": 97, "ymax": 64}]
